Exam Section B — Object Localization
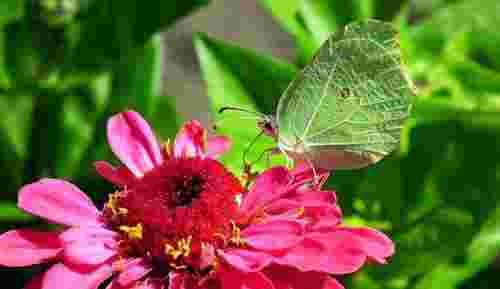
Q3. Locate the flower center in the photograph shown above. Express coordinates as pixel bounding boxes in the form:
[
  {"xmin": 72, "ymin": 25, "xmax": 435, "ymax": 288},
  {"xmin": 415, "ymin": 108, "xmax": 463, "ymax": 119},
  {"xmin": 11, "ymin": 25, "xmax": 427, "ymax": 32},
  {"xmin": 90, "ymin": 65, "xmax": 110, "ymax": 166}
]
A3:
[
  {"xmin": 103, "ymin": 157, "xmax": 243, "ymax": 275},
  {"xmin": 172, "ymin": 175, "xmax": 203, "ymax": 207}
]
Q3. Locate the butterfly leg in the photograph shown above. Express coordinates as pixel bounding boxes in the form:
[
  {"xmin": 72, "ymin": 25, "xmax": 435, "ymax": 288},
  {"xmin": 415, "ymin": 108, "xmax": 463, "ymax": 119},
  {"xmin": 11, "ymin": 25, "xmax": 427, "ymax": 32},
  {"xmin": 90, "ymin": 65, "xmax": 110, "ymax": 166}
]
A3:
[{"xmin": 300, "ymin": 153, "xmax": 321, "ymax": 187}]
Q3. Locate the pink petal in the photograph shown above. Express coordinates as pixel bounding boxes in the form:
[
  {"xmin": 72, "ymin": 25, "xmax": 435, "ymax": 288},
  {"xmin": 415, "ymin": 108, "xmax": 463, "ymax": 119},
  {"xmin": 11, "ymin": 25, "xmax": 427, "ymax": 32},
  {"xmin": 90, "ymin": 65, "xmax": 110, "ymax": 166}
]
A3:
[
  {"xmin": 307, "ymin": 231, "xmax": 367, "ymax": 274},
  {"xmin": 218, "ymin": 249, "xmax": 272, "ymax": 272},
  {"xmin": 219, "ymin": 265, "xmax": 274, "ymax": 289},
  {"xmin": 42, "ymin": 263, "xmax": 112, "ymax": 289},
  {"xmin": 61, "ymin": 227, "xmax": 118, "ymax": 267},
  {"xmin": 63, "ymin": 241, "xmax": 116, "ymax": 267},
  {"xmin": 337, "ymin": 227, "xmax": 395, "ymax": 264},
  {"xmin": 300, "ymin": 203, "xmax": 342, "ymax": 225},
  {"xmin": 206, "ymin": 135, "xmax": 231, "ymax": 158},
  {"xmin": 117, "ymin": 259, "xmax": 153, "ymax": 287},
  {"xmin": 264, "ymin": 199, "xmax": 302, "ymax": 215},
  {"xmin": 284, "ymin": 190, "xmax": 337, "ymax": 204},
  {"xmin": 174, "ymin": 120, "xmax": 207, "ymax": 159},
  {"xmin": 18, "ymin": 179, "xmax": 101, "ymax": 227},
  {"xmin": 242, "ymin": 220, "xmax": 303, "ymax": 251},
  {"xmin": 240, "ymin": 167, "xmax": 292, "ymax": 213},
  {"xmin": 263, "ymin": 265, "xmax": 343, "ymax": 289},
  {"xmin": 60, "ymin": 227, "xmax": 118, "ymax": 245},
  {"xmin": 309, "ymin": 216, "xmax": 343, "ymax": 232},
  {"xmin": 272, "ymin": 237, "xmax": 327, "ymax": 271},
  {"xmin": 0, "ymin": 229, "xmax": 61, "ymax": 267},
  {"xmin": 94, "ymin": 161, "xmax": 136, "ymax": 187},
  {"xmin": 107, "ymin": 110, "xmax": 163, "ymax": 177}
]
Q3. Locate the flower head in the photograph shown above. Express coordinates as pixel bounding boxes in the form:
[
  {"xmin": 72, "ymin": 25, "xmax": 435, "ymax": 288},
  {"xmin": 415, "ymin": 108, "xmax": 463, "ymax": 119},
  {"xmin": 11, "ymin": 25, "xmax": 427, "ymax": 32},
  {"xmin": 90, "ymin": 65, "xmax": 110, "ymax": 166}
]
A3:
[{"xmin": 0, "ymin": 111, "xmax": 394, "ymax": 289}]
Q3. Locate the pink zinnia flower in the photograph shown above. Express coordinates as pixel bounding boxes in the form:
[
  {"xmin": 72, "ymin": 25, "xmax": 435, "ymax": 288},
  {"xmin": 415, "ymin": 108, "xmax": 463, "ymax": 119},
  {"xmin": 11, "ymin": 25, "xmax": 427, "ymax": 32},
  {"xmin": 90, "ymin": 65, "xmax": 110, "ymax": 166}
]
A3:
[{"xmin": 0, "ymin": 111, "xmax": 394, "ymax": 289}]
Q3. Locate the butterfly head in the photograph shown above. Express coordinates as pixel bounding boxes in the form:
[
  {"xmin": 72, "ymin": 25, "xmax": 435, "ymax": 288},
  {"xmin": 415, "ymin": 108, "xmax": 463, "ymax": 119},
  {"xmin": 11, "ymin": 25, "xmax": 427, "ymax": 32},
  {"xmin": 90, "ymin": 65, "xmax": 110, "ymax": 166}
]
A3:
[{"xmin": 257, "ymin": 115, "xmax": 278, "ymax": 139}]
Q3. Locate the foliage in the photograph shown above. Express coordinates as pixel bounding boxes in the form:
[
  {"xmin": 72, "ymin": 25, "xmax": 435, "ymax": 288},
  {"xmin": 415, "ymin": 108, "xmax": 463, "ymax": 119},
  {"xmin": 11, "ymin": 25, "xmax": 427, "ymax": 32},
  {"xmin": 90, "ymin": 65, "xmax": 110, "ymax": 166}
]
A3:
[
  {"xmin": 0, "ymin": 0, "xmax": 499, "ymax": 289},
  {"xmin": 0, "ymin": 2, "xmax": 203, "ymax": 287}
]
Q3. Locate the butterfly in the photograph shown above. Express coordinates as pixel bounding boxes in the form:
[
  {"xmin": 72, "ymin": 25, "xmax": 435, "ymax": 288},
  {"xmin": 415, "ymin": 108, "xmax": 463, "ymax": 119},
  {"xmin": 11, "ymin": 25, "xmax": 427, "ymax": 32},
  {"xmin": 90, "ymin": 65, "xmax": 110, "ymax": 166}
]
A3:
[{"xmin": 222, "ymin": 20, "xmax": 415, "ymax": 171}]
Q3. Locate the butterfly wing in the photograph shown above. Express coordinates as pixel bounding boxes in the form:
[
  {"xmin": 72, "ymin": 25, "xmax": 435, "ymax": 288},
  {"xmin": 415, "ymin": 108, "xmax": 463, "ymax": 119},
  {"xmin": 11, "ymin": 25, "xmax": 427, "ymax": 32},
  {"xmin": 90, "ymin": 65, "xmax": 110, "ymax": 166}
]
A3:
[{"xmin": 276, "ymin": 20, "xmax": 414, "ymax": 169}]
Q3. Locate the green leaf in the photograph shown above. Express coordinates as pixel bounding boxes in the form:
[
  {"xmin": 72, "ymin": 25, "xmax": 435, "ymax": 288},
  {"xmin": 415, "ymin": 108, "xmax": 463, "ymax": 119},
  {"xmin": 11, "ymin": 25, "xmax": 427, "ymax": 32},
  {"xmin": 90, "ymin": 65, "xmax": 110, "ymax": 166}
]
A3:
[
  {"xmin": 403, "ymin": 0, "xmax": 500, "ymax": 75},
  {"xmin": 72, "ymin": 0, "xmax": 209, "ymax": 71},
  {"xmin": 74, "ymin": 36, "xmax": 163, "ymax": 175},
  {"xmin": 0, "ymin": 95, "xmax": 34, "ymax": 158},
  {"xmin": 53, "ymin": 96, "xmax": 93, "ymax": 178},
  {"xmin": 150, "ymin": 95, "xmax": 182, "ymax": 140},
  {"xmin": 0, "ymin": 202, "xmax": 33, "ymax": 222},
  {"xmin": 0, "ymin": 94, "xmax": 28, "ymax": 193},
  {"xmin": 297, "ymin": 0, "xmax": 367, "ymax": 46},
  {"xmin": 22, "ymin": 94, "xmax": 65, "ymax": 182},
  {"xmin": 0, "ymin": 0, "xmax": 25, "ymax": 26},
  {"xmin": 372, "ymin": 0, "xmax": 407, "ymax": 21},
  {"xmin": 195, "ymin": 33, "xmax": 297, "ymax": 115},
  {"xmin": 109, "ymin": 35, "xmax": 162, "ymax": 118},
  {"xmin": 412, "ymin": 58, "xmax": 500, "ymax": 129},
  {"xmin": 414, "ymin": 205, "xmax": 500, "ymax": 289},
  {"xmin": 194, "ymin": 33, "xmax": 295, "ymax": 172}
]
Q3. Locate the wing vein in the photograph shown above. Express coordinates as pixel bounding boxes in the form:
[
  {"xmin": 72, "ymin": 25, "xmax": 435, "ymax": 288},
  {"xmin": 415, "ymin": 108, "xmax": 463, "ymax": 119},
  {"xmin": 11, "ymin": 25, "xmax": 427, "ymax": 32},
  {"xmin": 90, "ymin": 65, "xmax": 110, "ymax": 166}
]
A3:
[{"xmin": 301, "ymin": 61, "xmax": 338, "ymax": 140}]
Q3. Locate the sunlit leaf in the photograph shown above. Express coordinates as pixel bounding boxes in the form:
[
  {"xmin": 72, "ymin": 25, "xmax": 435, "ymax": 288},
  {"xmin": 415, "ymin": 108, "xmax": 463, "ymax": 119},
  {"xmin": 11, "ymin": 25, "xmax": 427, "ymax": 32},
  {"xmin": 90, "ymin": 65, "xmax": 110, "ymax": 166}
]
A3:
[{"xmin": 194, "ymin": 33, "xmax": 294, "ymax": 173}]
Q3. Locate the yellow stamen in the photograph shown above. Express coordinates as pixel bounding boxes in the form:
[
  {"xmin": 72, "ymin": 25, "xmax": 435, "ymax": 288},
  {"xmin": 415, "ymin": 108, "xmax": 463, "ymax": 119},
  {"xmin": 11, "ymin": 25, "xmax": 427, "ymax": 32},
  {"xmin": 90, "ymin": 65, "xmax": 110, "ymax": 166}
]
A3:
[
  {"xmin": 296, "ymin": 207, "xmax": 305, "ymax": 217},
  {"xmin": 114, "ymin": 256, "xmax": 126, "ymax": 272},
  {"xmin": 162, "ymin": 139, "xmax": 172, "ymax": 157},
  {"xmin": 105, "ymin": 191, "xmax": 128, "ymax": 216},
  {"xmin": 119, "ymin": 223, "xmax": 143, "ymax": 240},
  {"xmin": 169, "ymin": 263, "xmax": 187, "ymax": 270},
  {"xmin": 228, "ymin": 221, "xmax": 245, "ymax": 247},
  {"xmin": 164, "ymin": 236, "xmax": 192, "ymax": 260}
]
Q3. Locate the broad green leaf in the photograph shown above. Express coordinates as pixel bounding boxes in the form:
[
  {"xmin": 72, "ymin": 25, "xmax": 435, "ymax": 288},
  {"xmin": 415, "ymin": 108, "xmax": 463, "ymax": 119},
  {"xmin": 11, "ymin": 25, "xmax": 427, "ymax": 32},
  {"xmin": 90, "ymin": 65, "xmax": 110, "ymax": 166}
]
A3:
[
  {"xmin": 3, "ymin": 21, "xmax": 41, "ymax": 88},
  {"xmin": 414, "ymin": 205, "xmax": 500, "ymax": 289},
  {"xmin": 371, "ymin": 0, "xmax": 407, "ymax": 21},
  {"xmin": 0, "ymin": 202, "xmax": 33, "ymax": 222},
  {"xmin": 403, "ymin": 0, "xmax": 500, "ymax": 75},
  {"xmin": 0, "ymin": 94, "xmax": 32, "ymax": 193},
  {"xmin": 195, "ymin": 33, "xmax": 297, "ymax": 114},
  {"xmin": 0, "ymin": 0, "xmax": 25, "ymax": 25},
  {"xmin": 298, "ymin": 0, "xmax": 369, "ymax": 46},
  {"xmin": 53, "ymin": 96, "xmax": 93, "ymax": 178},
  {"xmin": 150, "ymin": 95, "xmax": 182, "ymax": 140},
  {"xmin": 194, "ymin": 33, "xmax": 294, "ymax": 173},
  {"xmin": 109, "ymin": 35, "xmax": 162, "ymax": 118},
  {"xmin": 412, "ymin": 54, "xmax": 500, "ymax": 129},
  {"xmin": 22, "ymin": 94, "xmax": 65, "ymax": 182},
  {"xmin": 0, "ymin": 95, "xmax": 33, "ymax": 158},
  {"xmin": 72, "ymin": 0, "xmax": 209, "ymax": 71},
  {"xmin": 0, "ymin": 124, "xmax": 23, "ymax": 196}
]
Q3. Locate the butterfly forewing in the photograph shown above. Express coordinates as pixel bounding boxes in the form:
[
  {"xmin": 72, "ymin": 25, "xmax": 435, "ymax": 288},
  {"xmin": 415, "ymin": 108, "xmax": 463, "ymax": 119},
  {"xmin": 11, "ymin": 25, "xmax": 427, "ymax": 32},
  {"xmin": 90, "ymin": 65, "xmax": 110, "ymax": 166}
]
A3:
[{"xmin": 276, "ymin": 20, "xmax": 413, "ymax": 168}]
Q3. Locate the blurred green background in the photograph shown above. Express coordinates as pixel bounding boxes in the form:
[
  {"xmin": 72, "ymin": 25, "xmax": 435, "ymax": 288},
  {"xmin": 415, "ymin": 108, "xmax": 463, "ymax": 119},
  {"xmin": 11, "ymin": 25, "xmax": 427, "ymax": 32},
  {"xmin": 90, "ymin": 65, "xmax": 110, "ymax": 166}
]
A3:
[{"xmin": 1, "ymin": 0, "xmax": 499, "ymax": 288}]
